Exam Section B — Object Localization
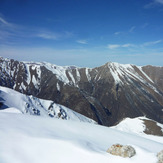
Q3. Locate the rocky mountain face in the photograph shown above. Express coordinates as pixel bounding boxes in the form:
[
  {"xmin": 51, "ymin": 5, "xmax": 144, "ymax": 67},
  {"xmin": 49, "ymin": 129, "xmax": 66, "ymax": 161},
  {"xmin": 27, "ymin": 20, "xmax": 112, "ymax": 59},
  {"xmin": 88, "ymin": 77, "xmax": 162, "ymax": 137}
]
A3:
[{"xmin": 0, "ymin": 57, "xmax": 163, "ymax": 126}]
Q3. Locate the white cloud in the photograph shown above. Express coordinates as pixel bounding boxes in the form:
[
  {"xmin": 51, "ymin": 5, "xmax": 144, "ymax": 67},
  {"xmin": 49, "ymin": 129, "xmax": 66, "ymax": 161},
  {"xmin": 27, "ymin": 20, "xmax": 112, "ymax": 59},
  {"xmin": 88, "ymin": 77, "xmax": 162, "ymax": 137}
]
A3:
[
  {"xmin": 36, "ymin": 31, "xmax": 73, "ymax": 40},
  {"xmin": 114, "ymin": 32, "xmax": 122, "ymax": 35},
  {"xmin": 144, "ymin": 2, "xmax": 155, "ymax": 8},
  {"xmin": 121, "ymin": 44, "xmax": 135, "ymax": 48},
  {"xmin": 0, "ymin": 16, "xmax": 73, "ymax": 44},
  {"xmin": 0, "ymin": 17, "xmax": 10, "ymax": 26},
  {"xmin": 76, "ymin": 40, "xmax": 88, "ymax": 44},
  {"xmin": 0, "ymin": 17, "xmax": 19, "ymax": 43},
  {"xmin": 141, "ymin": 23, "xmax": 149, "ymax": 29},
  {"xmin": 107, "ymin": 44, "xmax": 121, "ymax": 49},
  {"xmin": 0, "ymin": 16, "xmax": 16, "ymax": 29},
  {"xmin": 144, "ymin": 0, "xmax": 163, "ymax": 9},
  {"xmin": 107, "ymin": 40, "xmax": 162, "ymax": 50},
  {"xmin": 37, "ymin": 32, "xmax": 60, "ymax": 40},
  {"xmin": 129, "ymin": 26, "xmax": 136, "ymax": 33},
  {"xmin": 114, "ymin": 26, "xmax": 135, "ymax": 36},
  {"xmin": 107, "ymin": 43, "xmax": 135, "ymax": 49},
  {"xmin": 155, "ymin": 0, "xmax": 163, "ymax": 4},
  {"xmin": 143, "ymin": 40, "xmax": 162, "ymax": 46}
]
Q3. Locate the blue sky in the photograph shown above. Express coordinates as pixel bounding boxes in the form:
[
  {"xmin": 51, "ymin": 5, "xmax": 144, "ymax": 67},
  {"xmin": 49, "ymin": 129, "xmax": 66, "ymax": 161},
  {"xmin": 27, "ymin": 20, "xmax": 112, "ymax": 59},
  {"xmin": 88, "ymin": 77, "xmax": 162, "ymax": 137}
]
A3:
[{"xmin": 0, "ymin": 0, "xmax": 163, "ymax": 67}]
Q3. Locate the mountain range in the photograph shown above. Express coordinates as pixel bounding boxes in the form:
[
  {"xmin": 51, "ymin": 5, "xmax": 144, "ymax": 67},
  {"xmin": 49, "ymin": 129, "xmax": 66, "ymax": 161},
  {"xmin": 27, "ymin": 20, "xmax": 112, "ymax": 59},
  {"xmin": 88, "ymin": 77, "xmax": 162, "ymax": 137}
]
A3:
[{"xmin": 0, "ymin": 57, "xmax": 163, "ymax": 126}]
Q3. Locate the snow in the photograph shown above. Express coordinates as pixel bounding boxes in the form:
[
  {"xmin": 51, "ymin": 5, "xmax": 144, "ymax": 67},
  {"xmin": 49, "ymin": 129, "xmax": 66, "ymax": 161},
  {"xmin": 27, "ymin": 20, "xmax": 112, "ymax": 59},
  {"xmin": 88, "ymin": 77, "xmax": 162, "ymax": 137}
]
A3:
[
  {"xmin": 43, "ymin": 62, "xmax": 70, "ymax": 84},
  {"xmin": 0, "ymin": 85, "xmax": 163, "ymax": 163},
  {"xmin": 0, "ymin": 113, "xmax": 162, "ymax": 163},
  {"xmin": 112, "ymin": 117, "xmax": 146, "ymax": 134},
  {"xmin": 85, "ymin": 68, "xmax": 91, "ymax": 82},
  {"xmin": 148, "ymin": 83, "xmax": 161, "ymax": 95},
  {"xmin": 20, "ymin": 82, "xmax": 26, "ymax": 91},
  {"xmin": 109, "ymin": 67, "xmax": 122, "ymax": 84},
  {"xmin": 107, "ymin": 62, "xmax": 160, "ymax": 94},
  {"xmin": 25, "ymin": 61, "xmax": 93, "ymax": 87},
  {"xmin": 76, "ymin": 68, "xmax": 81, "ymax": 81},
  {"xmin": 25, "ymin": 64, "xmax": 31, "ymax": 85},
  {"xmin": 25, "ymin": 61, "xmax": 73, "ymax": 85},
  {"xmin": 25, "ymin": 64, "xmax": 41, "ymax": 89},
  {"xmin": 56, "ymin": 82, "xmax": 60, "ymax": 91},
  {"xmin": 32, "ymin": 75, "xmax": 37, "ymax": 87},
  {"xmin": 0, "ymin": 86, "xmax": 96, "ymax": 123},
  {"xmin": 157, "ymin": 123, "xmax": 163, "ymax": 132},
  {"xmin": 68, "ymin": 71, "xmax": 76, "ymax": 85},
  {"xmin": 0, "ymin": 107, "xmax": 22, "ymax": 114},
  {"xmin": 108, "ymin": 62, "xmax": 134, "ymax": 84},
  {"xmin": 112, "ymin": 117, "xmax": 163, "ymax": 144},
  {"xmin": 138, "ymin": 66, "xmax": 154, "ymax": 83}
]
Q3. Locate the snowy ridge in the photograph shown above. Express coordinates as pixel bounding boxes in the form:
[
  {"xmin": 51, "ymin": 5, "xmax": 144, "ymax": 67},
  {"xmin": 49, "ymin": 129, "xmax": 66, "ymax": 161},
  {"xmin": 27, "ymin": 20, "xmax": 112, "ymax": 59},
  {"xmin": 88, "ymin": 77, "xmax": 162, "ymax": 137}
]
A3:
[
  {"xmin": 0, "ymin": 57, "xmax": 92, "ymax": 87},
  {"xmin": 108, "ymin": 62, "xmax": 152, "ymax": 84},
  {"xmin": 107, "ymin": 62, "xmax": 160, "ymax": 94},
  {"xmin": 24, "ymin": 61, "xmax": 86, "ymax": 87},
  {"xmin": 112, "ymin": 117, "xmax": 149, "ymax": 134},
  {"xmin": 0, "ymin": 57, "xmax": 158, "ymax": 89},
  {"xmin": 0, "ymin": 86, "xmax": 96, "ymax": 123},
  {"xmin": 43, "ymin": 62, "xmax": 71, "ymax": 84},
  {"xmin": 24, "ymin": 61, "xmax": 73, "ymax": 85},
  {"xmin": 112, "ymin": 117, "xmax": 163, "ymax": 143}
]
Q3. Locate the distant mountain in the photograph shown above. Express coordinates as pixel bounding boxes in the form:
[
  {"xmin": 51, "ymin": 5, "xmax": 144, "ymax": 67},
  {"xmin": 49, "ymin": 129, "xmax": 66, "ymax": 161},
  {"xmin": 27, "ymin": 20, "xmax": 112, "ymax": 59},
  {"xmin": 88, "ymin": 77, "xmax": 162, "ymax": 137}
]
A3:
[
  {"xmin": 0, "ymin": 57, "xmax": 163, "ymax": 126},
  {"xmin": 0, "ymin": 86, "xmax": 95, "ymax": 123}
]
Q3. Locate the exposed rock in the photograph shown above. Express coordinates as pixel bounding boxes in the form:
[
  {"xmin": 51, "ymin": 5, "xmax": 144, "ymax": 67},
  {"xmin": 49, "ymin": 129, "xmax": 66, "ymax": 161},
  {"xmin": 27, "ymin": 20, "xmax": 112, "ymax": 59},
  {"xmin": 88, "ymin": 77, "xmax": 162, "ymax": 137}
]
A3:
[
  {"xmin": 157, "ymin": 150, "xmax": 163, "ymax": 163},
  {"xmin": 107, "ymin": 144, "xmax": 136, "ymax": 158},
  {"xmin": 142, "ymin": 119, "xmax": 163, "ymax": 136}
]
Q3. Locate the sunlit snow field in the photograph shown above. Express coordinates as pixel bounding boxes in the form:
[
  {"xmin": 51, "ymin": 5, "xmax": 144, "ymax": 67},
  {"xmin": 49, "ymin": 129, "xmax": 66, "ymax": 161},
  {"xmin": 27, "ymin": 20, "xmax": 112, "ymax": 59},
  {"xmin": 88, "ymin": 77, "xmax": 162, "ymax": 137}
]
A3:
[{"xmin": 0, "ymin": 110, "xmax": 163, "ymax": 163}]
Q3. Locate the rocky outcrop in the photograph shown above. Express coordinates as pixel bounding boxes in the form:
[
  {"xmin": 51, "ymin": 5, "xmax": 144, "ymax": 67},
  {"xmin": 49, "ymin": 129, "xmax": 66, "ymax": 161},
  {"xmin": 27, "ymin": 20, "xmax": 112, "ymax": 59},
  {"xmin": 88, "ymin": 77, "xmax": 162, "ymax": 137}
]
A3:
[
  {"xmin": 0, "ymin": 57, "xmax": 163, "ymax": 126},
  {"xmin": 107, "ymin": 144, "xmax": 136, "ymax": 158},
  {"xmin": 157, "ymin": 150, "xmax": 163, "ymax": 163},
  {"xmin": 143, "ymin": 119, "xmax": 163, "ymax": 136}
]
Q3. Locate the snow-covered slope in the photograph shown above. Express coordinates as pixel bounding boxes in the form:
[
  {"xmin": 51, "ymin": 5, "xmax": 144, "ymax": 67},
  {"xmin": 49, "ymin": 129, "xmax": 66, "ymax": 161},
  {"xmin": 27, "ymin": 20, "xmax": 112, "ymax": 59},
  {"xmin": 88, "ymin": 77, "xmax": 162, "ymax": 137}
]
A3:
[
  {"xmin": 0, "ymin": 86, "xmax": 96, "ymax": 123},
  {"xmin": 0, "ymin": 107, "xmax": 22, "ymax": 114},
  {"xmin": 0, "ymin": 112, "xmax": 162, "ymax": 163},
  {"xmin": 112, "ymin": 117, "xmax": 163, "ymax": 143},
  {"xmin": 108, "ymin": 62, "xmax": 154, "ymax": 85}
]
